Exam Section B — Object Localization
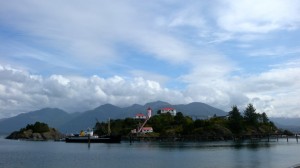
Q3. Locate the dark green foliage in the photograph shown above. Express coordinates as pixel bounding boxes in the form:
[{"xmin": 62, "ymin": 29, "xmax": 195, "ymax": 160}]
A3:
[
  {"xmin": 94, "ymin": 118, "xmax": 140, "ymax": 136},
  {"xmin": 148, "ymin": 113, "xmax": 175, "ymax": 136},
  {"xmin": 194, "ymin": 119, "xmax": 210, "ymax": 128},
  {"xmin": 282, "ymin": 129, "xmax": 294, "ymax": 136},
  {"xmin": 7, "ymin": 121, "xmax": 63, "ymax": 140},
  {"xmin": 157, "ymin": 110, "xmax": 161, "ymax": 114},
  {"xmin": 260, "ymin": 112, "xmax": 269, "ymax": 124},
  {"xmin": 21, "ymin": 121, "xmax": 50, "ymax": 133},
  {"xmin": 93, "ymin": 105, "xmax": 279, "ymax": 139},
  {"xmin": 244, "ymin": 104, "xmax": 259, "ymax": 126},
  {"xmin": 228, "ymin": 106, "xmax": 242, "ymax": 121},
  {"xmin": 228, "ymin": 105, "xmax": 243, "ymax": 134}
]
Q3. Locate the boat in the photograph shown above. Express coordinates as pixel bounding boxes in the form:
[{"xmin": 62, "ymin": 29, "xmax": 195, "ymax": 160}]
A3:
[
  {"xmin": 65, "ymin": 128, "xmax": 121, "ymax": 143},
  {"xmin": 65, "ymin": 135, "xmax": 121, "ymax": 143},
  {"xmin": 65, "ymin": 118, "xmax": 121, "ymax": 143}
]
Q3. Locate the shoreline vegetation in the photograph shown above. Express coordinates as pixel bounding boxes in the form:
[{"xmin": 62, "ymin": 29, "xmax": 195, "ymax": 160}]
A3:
[
  {"xmin": 6, "ymin": 122, "xmax": 64, "ymax": 141},
  {"xmin": 96, "ymin": 104, "xmax": 294, "ymax": 142},
  {"xmin": 6, "ymin": 104, "xmax": 294, "ymax": 142}
]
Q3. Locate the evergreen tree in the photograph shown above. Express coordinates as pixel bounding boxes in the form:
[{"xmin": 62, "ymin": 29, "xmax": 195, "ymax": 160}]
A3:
[
  {"xmin": 228, "ymin": 105, "xmax": 243, "ymax": 134},
  {"xmin": 243, "ymin": 104, "xmax": 258, "ymax": 126},
  {"xmin": 228, "ymin": 105, "xmax": 242, "ymax": 121},
  {"xmin": 261, "ymin": 112, "xmax": 269, "ymax": 124},
  {"xmin": 25, "ymin": 122, "xmax": 50, "ymax": 133},
  {"xmin": 174, "ymin": 112, "xmax": 185, "ymax": 125}
]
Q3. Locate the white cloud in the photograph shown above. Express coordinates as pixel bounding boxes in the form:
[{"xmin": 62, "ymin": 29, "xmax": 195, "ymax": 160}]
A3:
[
  {"xmin": 0, "ymin": 0, "xmax": 193, "ymax": 68},
  {"xmin": 181, "ymin": 51, "xmax": 236, "ymax": 83},
  {"xmin": 237, "ymin": 60, "xmax": 300, "ymax": 117},
  {"xmin": 167, "ymin": 5, "xmax": 207, "ymax": 29},
  {"xmin": 249, "ymin": 46, "xmax": 300, "ymax": 57},
  {"xmin": 0, "ymin": 63, "xmax": 299, "ymax": 118},
  {"xmin": 177, "ymin": 56, "xmax": 300, "ymax": 117},
  {"xmin": 131, "ymin": 31, "xmax": 191, "ymax": 64},
  {"xmin": 129, "ymin": 70, "xmax": 170, "ymax": 85},
  {"xmin": 216, "ymin": 0, "xmax": 300, "ymax": 33},
  {"xmin": 0, "ymin": 1, "xmax": 299, "ymax": 119},
  {"xmin": 0, "ymin": 65, "xmax": 188, "ymax": 118}
]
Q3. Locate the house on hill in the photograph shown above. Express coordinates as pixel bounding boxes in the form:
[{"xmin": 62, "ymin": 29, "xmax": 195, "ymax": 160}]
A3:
[
  {"xmin": 135, "ymin": 113, "xmax": 146, "ymax": 119},
  {"xmin": 141, "ymin": 127, "xmax": 153, "ymax": 133},
  {"xmin": 131, "ymin": 127, "xmax": 153, "ymax": 134},
  {"xmin": 159, "ymin": 107, "xmax": 177, "ymax": 116}
]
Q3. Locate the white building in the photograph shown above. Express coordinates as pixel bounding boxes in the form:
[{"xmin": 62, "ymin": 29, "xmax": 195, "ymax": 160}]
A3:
[
  {"xmin": 141, "ymin": 127, "xmax": 153, "ymax": 133},
  {"xmin": 131, "ymin": 127, "xmax": 153, "ymax": 134},
  {"xmin": 135, "ymin": 113, "xmax": 146, "ymax": 119},
  {"xmin": 160, "ymin": 107, "xmax": 177, "ymax": 116}
]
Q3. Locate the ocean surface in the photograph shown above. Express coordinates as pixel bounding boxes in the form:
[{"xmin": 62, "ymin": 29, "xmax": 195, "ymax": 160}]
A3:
[{"xmin": 1, "ymin": 136, "xmax": 300, "ymax": 168}]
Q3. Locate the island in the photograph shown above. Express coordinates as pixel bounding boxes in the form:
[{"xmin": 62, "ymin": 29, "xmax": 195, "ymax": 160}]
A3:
[
  {"xmin": 95, "ymin": 104, "xmax": 293, "ymax": 141},
  {"xmin": 6, "ymin": 121, "xmax": 64, "ymax": 141},
  {"xmin": 5, "ymin": 104, "xmax": 294, "ymax": 142}
]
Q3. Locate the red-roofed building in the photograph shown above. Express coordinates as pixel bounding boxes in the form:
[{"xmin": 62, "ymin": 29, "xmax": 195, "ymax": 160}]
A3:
[
  {"xmin": 131, "ymin": 127, "xmax": 153, "ymax": 134},
  {"xmin": 160, "ymin": 107, "xmax": 177, "ymax": 116},
  {"xmin": 141, "ymin": 127, "xmax": 153, "ymax": 133},
  {"xmin": 135, "ymin": 113, "xmax": 146, "ymax": 119}
]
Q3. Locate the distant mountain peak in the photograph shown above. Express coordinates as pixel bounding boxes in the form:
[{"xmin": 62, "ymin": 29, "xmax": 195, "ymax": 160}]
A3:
[
  {"xmin": 0, "ymin": 101, "xmax": 228, "ymax": 133},
  {"xmin": 144, "ymin": 101, "xmax": 171, "ymax": 107},
  {"xmin": 187, "ymin": 102, "xmax": 205, "ymax": 105},
  {"xmin": 94, "ymin": 103, "xmax": 121, "ymax": 111},
  {"xmin": 36, "ymin": 107, "xmax": 66, "ymax": 113},
  {"xmin": 129, "ymin": 104, "xmax": 143, "ymax": 108},
  {"xmin": 101, "ymin": 103, "xmax": 117, "ymax": 107}
]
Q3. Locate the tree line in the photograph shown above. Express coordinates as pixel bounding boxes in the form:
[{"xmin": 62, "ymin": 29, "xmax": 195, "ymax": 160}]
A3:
[
  {"xmin": 94, "ymin": 104, "xmax": 292, "ymax": 140},
  {"xmin": 20, "ymin": 121, "xmax": 50, "ymax": 133}
]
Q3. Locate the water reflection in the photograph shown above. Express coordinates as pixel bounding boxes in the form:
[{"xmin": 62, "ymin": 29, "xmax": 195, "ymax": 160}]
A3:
[
  {"xmin": 128, "ymin": 140, "xmax": 273, "ymax": 150},
  {"xmin": 232, "ymin": 141, "xmax": 272, "ymax": 149},
  {"xmin": 1, "ymin": 137, "xmax": 300, "ymax": 168}
]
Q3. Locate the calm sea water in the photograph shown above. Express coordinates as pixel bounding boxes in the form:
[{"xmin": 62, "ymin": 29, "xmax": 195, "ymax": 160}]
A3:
[{"xmin": 1, "ymin": 136, "xmax": 300, "ymax": 168}]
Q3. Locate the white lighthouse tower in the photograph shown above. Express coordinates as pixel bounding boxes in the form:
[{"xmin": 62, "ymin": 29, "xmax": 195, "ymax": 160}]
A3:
[{"xmin": 147, "ymin": 107, "xmax": 152, "ymax": 118}]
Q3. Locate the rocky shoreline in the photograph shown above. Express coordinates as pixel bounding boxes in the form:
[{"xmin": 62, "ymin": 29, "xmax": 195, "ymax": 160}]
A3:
[
  {"xmin": 6, "ymin": 128, "xmax": 64, "ymax": 141},
  {"xmin": 6, "ymin": 122, "xmax": 64, "ymax": 141}
]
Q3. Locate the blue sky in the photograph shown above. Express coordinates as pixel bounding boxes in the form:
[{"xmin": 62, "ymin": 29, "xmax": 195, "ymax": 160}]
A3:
[{"xmin": 0, "ymin": 0, "xmax": 299, "ymax": 118}]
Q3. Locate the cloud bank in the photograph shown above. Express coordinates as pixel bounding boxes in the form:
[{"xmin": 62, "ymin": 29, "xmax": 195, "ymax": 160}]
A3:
[
  {"xmin": 1, "ymin": 63, "xmax": 299, "ymax": 118},
  {"xmin": 0, "ymin": 0, "xmax": 300, "ymax": 118}
]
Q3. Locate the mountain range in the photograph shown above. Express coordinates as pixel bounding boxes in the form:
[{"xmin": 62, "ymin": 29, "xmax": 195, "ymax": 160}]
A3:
[
  {"xmin": 269, "ymin": 118, "xmax": 300, "ymax": 133},
  {"xmin": 1, "ymin": 101, "xmax": 299, "ymax": 134},
  {"xmin": 0, "ymin": 101, "xmax": 226, "ymax": 134}
]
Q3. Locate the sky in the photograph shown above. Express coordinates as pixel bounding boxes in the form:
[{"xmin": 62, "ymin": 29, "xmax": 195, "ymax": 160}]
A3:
[{"xmin": 0, "ymin": 0, "xmax": 300, "ymax": 119}]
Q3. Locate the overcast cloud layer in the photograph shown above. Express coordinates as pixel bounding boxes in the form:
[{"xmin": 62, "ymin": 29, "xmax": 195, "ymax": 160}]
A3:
[{"xmin": 0, "ymin": 0, "xmax": 299, "ymax": 118}]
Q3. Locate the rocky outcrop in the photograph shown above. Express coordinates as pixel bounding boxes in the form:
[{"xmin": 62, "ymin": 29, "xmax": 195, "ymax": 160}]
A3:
[{"xmin": 6, "ymin": 128, "xmax": 64, "ymax": 141}]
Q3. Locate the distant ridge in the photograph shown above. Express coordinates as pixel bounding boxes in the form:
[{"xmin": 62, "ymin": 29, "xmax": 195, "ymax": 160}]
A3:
[
  {"xmin": 270, "ymin": 117, "xmax": 300, "ymax": 132},
  {"xmin": 144, "ymin": 101, "xmax": 171, "ymax": 108},
  {"xmin": 0, "ymin": 108, "xmax": 79, "ymax": 133},
  {"xmin": 0, "ymin": 101, "xmax": 227, "ymax": 133},
  {"xmin": 59, "ymin": 104, "xmax": 123, "ymax": 132},
  {"xmin": 174, "ymin": 102, "xmax": 226, "ymax": 118}
]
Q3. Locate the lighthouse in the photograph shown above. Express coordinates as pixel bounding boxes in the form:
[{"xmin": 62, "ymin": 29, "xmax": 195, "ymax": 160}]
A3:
[{"xmin": 147, "ymin": 107, "xmax": 152, "ymax": 118}]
